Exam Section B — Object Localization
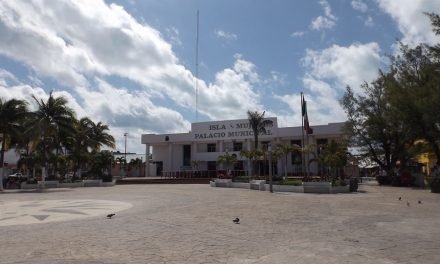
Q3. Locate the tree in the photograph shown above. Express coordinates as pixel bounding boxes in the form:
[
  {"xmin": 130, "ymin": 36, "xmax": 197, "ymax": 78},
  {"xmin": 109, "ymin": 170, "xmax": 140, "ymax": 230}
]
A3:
[
  {"xmin": 247, "ymin": 110, "xmax": 273, "ymax": 176},
  {"xmin": 319, "ymin": 140, "xmax": 348, "ymax": 180},
  {"xmin": 28, "ymin": 92, "xmax": 76, "ymax": 179},
  {"xmin": 276, "ymin": 143, "xmax": 301, "ymax": 179},
  {"xmin": 217, "ymin": 151, "xmax": 237, "ymax": 176},
  {"xmin": 0, "ymin": 98, "xmax": 29, "ymax": 190},
  {"xmin": 67, "ymin": 117, "xmax": 115, "ymax": 179},
  {"xmin": 340, "ymin": 72, "xmax": 414, "ymax": 177},
  {"xmin": 389, "ymin": 44, "xmax": 440, "ymax": 166}
]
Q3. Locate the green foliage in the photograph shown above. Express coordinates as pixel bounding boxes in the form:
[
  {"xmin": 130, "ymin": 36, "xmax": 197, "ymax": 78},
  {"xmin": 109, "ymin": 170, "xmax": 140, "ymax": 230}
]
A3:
[
  {"xmin": 341, "ymin": 13, "xmax": 440, "ymax": 173},
  {"xmin": 232, "ymin": 175, "xmax": 250, "ymax": 183},
  {"xmin": 1, "ymin": 92, "xmax": 115, "ymax": 183},
  {"xmin": 217, "ymin": 151, "xmax": 237, "ymax": 169},
  {"xmin": 281, "ymin": 179, "xmax": 303, "ymax": 186},
  {"xmin": 331, "ymin": 178, "xmax": 347, "ymax": 187}
]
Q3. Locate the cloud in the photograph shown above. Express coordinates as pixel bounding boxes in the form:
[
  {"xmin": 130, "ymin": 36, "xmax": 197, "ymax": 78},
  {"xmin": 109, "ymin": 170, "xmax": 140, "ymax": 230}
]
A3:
[
  {"xmin": 291, "ymin": 31, "xmax": 305, "ymax": 37},
  {"xmin": 165, "ymin": 27, "xmax": 182, "ymax": 46},
  {"xmin": 0, "ymin": 0, "xmax": 267, "ymax": 153},
  {"xmin": 303, "ymin": 42, "xmax": 385, "ymax": 90},
  {"xmin": 276, "ymin": 42, "xmax": 387, "ymax": 126},
  {"xmin": 364, "ymin": 16, "xmax": 374, "ymax": 27},
  {"xmin": 0, "ymin": 68, "xmax": 18, "ymax": 86},
  {"xmin": 198, "ymin": 54, "xmax": 262, "ymax": 120},
  {"xmin": 215, "ymin": 30, "xmax": 238, "ymax": 41},
  {"xmin": 310, "ymin": 0, "xmax": 337, "ymax": 31},
  {"xmin": 376, "ymin": 0, "xmax": 440, "ymax": 47},
  {"xmin": 351, "ymin": 0, "xmax": 368, "ymax": 12}
]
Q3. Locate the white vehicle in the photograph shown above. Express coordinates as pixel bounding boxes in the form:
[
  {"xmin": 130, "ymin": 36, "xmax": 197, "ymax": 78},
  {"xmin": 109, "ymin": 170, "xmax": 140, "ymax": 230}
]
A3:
[{"xmin": 8, "ymin": 172, "xmax": 23, "ymax": 178}]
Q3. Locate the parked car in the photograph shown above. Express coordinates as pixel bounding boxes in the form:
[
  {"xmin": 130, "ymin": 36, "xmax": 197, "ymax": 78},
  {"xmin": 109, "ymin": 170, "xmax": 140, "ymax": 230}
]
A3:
[{"xmin": 8, "ymin": 172, "xmax": 23, "ymax": 178}]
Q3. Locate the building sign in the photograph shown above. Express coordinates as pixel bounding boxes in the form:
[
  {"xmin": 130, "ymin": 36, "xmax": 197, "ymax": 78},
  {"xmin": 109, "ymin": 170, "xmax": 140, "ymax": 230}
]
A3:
[{"xmin": 191, "ymin": 118, "xmax": 278, "ymax": 141}]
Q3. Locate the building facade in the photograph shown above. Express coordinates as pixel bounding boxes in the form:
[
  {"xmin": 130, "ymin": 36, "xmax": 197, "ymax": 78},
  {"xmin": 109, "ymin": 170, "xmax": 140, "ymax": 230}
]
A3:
[{"xmin": 141, "ymin": 117, "xmax": 345, "ymax": 177}]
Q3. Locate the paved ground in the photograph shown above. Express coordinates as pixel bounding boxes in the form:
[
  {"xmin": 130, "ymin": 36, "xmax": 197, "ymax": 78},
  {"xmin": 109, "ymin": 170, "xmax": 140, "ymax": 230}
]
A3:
[{"xmin": 0, "ymin": 183, "xmax": 439, "ymax": 264}]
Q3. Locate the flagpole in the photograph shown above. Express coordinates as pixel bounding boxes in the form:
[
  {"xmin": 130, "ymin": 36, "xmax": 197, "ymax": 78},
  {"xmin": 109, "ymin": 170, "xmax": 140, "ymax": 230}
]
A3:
[{"xmin": 301, "ymin": 92, "xmax": 305, "ymax": 178}]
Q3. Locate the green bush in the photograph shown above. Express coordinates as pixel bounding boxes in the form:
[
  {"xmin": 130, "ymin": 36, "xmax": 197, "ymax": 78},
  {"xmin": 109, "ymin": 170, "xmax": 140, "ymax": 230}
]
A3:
[
  {"xmin": 233, "ymin": 175, "xmax": 250, "ymax": 183},
  {"xmin": 281, "ymin": 179, "xmax": 303, "ymax": 186},
  {"xmin": 272, "ymin": 176, "xmax": 284, "ymax": 182},
  {"xmin": 332, "ymin": 178, "xmax": 347, "ymax": 187}
]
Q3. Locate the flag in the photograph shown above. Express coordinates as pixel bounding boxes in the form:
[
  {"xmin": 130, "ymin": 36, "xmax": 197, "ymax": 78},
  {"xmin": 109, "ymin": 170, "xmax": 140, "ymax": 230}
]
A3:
[
  {"xmin": 301, "ymin": 97, "xmax": 306, "ymax": 117},
  {"xmin": 302, "ymin": 94, "xmax": 313, "ymax": 134}
]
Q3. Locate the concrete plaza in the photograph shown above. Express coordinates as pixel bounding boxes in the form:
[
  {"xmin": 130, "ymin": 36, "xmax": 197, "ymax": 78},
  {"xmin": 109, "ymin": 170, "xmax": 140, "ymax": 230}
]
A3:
[{"xmin": 0, "ymin": 183, "xmax": 439, "ymax": 264}]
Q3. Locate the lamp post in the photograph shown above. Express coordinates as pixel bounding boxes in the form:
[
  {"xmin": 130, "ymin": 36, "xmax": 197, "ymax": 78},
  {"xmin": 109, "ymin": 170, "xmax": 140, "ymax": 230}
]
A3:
[
  {"xmin": 124, "ymin": 132, "xmax": 128, "ymax": 163},
  {"xmin": 268, "ymin": 143, "xmax": 273, "ymax": 193}
]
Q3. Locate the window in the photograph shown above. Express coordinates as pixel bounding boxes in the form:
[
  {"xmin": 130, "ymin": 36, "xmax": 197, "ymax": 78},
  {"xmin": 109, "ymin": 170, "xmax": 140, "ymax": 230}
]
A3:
[
  {"xmin": 183, "ymin": 145, "xmax": 191, "ymax": 166},
  {"xmin": 207, "ymin": 143, "xmax": 216, "ymax": 152},
  {"xmin": 233, "ymin": 142, "xmax": 243, "ymax": 151}
]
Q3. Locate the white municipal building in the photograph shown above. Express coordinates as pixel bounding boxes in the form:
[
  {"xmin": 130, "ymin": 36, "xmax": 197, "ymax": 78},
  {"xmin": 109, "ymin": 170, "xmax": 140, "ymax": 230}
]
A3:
[{"xmin": 141, "ymin": 117, "xmax": 345, "ymax": 177}]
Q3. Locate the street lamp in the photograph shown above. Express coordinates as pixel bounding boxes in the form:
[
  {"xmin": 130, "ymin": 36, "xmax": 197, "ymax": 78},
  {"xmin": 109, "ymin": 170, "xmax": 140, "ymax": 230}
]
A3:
[
  {"xmin": 124, "ymin": 132, "xmax": 128, "ymax": 163},
  {"xmin": 268, "ymin": 143, "xmax": 273, "ymax": 193}
]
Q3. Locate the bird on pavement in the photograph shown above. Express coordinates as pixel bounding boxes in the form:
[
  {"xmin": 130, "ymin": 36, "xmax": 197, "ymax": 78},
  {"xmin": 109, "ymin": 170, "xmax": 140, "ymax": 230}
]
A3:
[
  {"xmin": 107, "ymin": 213, "xmax": 116, "ymax": 219},
  {"xmin": 418, "ymin": 200, "xmax": 422, "ymax": 204},
  {"xmin": 398, "ymin": 197, "xmax": 402, "ymax": 201},
  {"xmin": 406, "ymin": 201, "xmax": 410, "ymax": 207},
  {"xmin": 233, "ymin": 218, "xmax": 240, "ymax": 224}
]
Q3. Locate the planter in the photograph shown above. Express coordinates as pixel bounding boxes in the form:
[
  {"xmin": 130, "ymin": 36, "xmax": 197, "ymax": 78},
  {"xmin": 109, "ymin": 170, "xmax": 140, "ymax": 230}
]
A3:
[
  {"xmin": 59, "ymin": 182, "xmax": 84, "ymax": 188},
  {"xmin": 37, "ymin": 180, "xmax": 59, "ymax": 188},
  {"xmin": 430, "ymin": 182, "xmax": 440, "ymax": 193},
  {"xmin": 265, "ymin": 184, "xmax": 304, "ymax": 193},
  {"xmin": 303, "ymin": 182, "xmax": 331, "ymax": 194},
  {"xmin": 101, "ymin": 180, "xmax": 116, "ymax": 187},
  {"xmin": 82, "ymin": 179, "xmax": 103, "ymax": 187},
  {"xmin": 331, "ymin": 185, "xmax": 350, "ymax": 193},
  {"xmin": 214, "ymin": 179, "xmax": 232, "ymax": 188},
  {"xmin": 20, "ymin": 182, "xmax": 39, "ymax": 189},
  {"xmin": 250, "ymin": 180, "xmax": 266, "ymax": 191},
  {"xmin": 230, "ymin": 182, "xmax": 250, "ymax": 189}
]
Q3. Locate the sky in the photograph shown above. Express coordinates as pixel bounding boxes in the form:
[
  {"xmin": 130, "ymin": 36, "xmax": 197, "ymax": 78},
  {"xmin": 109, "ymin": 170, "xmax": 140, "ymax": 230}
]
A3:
[{"xmin": 0, "ymin": 0, "xmax": 439, "ymax": 154}]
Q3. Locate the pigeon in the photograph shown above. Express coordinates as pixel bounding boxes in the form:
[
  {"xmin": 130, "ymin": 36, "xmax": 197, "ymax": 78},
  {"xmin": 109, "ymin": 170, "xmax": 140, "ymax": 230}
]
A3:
[
  {"xmin": 418, "ymin": 200, "xmax": 422, "ymax": 204},
  {"xmin": 406, "ymin": 201, "xmax": 410, "ymax": 207},
  {"xmin": 398, "ymin": 197, "xmax": 402, "ymax": 201},
  {"xmin": 233, "ymin": 217, "xmax": 240, "ymax": 224},
  {"xmin": 107, "ymin": 213, "xmax": 115, "ymax": 219}
]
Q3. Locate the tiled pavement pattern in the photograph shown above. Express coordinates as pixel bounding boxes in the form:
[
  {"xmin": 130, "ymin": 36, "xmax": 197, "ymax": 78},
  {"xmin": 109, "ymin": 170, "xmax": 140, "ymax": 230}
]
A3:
[
  {"xmin": 0, "ymin": 183, "xmax": 439, "ymax": 264},
  {"xmin": 0, "ymin": 200, "xmax": 132, "ymax": 226}
]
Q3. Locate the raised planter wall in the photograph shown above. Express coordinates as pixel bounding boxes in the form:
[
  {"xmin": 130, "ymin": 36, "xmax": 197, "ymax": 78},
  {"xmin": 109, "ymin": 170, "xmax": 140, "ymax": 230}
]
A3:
[
  {"xmin": 265, "ymin": 184, "xmax": 304, "ymax": 193},
  {"xmin": 303, "ymin": 182, "xmax": 331, "ymax": 194},
  {"xmin": 230, "ymin": 182, "xmax": 250, "ymax": 189},
  {"xmin": 330, "ymin": 185, "xmax": 350, "ymax": 193},
  {"xmin": 20, "ymin": 183, "xmax": 39, "ymax": 189},
  {"xmin": 83, "ymin": 179, "xmax": 103, "ymax": 187},
  {"xmin": 214, "ymin": 179, "xmax": 232, "ymax": 188},
  {"xmin": 59, "ymin": 182, "xmax": 84, "ymax": 188},
  {"xmin": 250, "ymin": 180, "xmax": 266, "ymax": 191},
  {"xmin": 101, "ymin": 180, "xmax": 116, "ymax": 187}
]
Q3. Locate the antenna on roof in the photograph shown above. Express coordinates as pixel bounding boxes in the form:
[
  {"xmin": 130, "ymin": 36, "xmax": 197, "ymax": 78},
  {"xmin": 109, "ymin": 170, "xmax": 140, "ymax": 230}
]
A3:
[{"xmin": 195, "ymin": 10, "xmax": 199, "ymax": 121}]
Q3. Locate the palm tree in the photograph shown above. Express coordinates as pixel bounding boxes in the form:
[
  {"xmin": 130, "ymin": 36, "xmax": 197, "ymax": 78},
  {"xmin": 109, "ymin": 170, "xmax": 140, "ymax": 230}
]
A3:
[
  {"xmin": 0, "ymin": 98, "xmax": 29, "ymax": 190},
  {"xmin": 28, "ymin": 92, "xmax": 76, "ymax": 181},
  {"xmin": 276, "ymin": 143, "xmax": 302, "ymax": 180},
  {"xmin": 217, "ymin": 151, "xmax": 237, "ymax": 177},
  {"xmin": 247, "ymin": 110, "xmax": 273, "ymax": 177},
  {"xmin": 320, "ymin": 140, "xmax": 348, "ymax": 181},
  {"xmin": 240, "ymin": 149, "xmax": 255, "ymax": 177},
  {"xmin": 67, "ymin": 117, "xmax": 115, "ymax": 179}
]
